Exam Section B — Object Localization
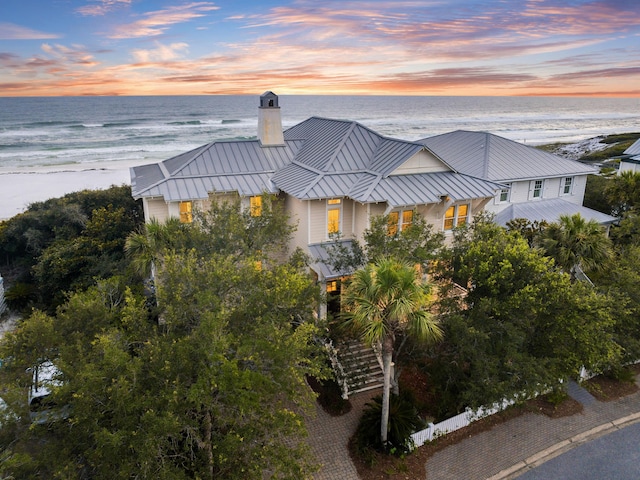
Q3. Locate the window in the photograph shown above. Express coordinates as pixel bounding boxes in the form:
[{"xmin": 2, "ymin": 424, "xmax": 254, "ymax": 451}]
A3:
[
  {"xmin": 561, "ymin": 177, "xmax": 573, "ymax": 195},
  {"xmin": 326, "ymin": 280, "xmax": 338, "ymax": 293},
  {"xmin": 444, "ymin": 204, "xmax": 469, "ymax": 230},
  {"xmin": 179, "ymin": 201, "xmax": 192, "ymax": 223},
  {"xmin": 250, "ymin": 195, "xmax": 262, "ymax": 216},
  {"xmin": 387, "ymin": 211, "xmax": 399, "ymax": 236},
  {"xmin": 401, "ymin": 210, "xmax": 413, "ymax": 231},
  {"xmin": 456, "ymin": 204, "xmax": 468, "ymax": 226},
  {"xmin": 387, "ymin": 210, "xmax": 414, "ymax": 235},
  {"xmin": 327, "ymin": 199, "xmax": 342, "ymax": 234},
  {"xmin": 532, "ymin": 180, "xmax": 544, "ymax": 199},
  {"xmin": 498, "ymin": 183, "xmax": 511, "ymax": 203}
]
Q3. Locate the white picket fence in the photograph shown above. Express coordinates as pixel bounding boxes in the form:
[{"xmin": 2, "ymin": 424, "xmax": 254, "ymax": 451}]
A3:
[{"xmin": 410, "ymin": 397, "xmax": 518, "ymax": 448}]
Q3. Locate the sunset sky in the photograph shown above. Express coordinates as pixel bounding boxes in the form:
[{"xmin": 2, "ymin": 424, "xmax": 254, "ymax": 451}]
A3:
[{"xmin": 1, "ymin": 0, "xmax": 639, "ymax": 97}]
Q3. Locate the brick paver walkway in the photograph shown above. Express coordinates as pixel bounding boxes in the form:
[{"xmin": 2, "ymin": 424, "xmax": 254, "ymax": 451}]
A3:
[
  {"xmin": 306, "ymin": 374, "xmax": 640, "ymax": 480},
  {"xmin": 425, "ymin": 374, "xmax": 640, "ymax": 480},
  {"xmin": 306, "ymin": 389, "xmax": 380, "ymax": 480}
]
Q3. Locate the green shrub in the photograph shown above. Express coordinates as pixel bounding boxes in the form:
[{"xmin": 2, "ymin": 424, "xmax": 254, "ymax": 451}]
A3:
[
  {"xmin": 606, "ymin": 365, "xmax": 636, "ymax": 383},
  {"xmin": 353, "ymin": 391, "xmax": 426, "ymax": 456},
  {"xmin": 4, "ymin": 282, "xmax": 36, "ymax": 310}
]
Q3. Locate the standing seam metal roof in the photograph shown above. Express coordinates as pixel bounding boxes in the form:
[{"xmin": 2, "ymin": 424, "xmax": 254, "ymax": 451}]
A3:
[
  {"xmin": 419, "ymin": 130, "xmax": 597, "ymax": 181},
  {"xmin": 132, "ymin": 117, "xmax": 501, "ymax": 205},
  {"xmin": 624, "ymin": 138, "xmax": 640, "ymax": 156}
]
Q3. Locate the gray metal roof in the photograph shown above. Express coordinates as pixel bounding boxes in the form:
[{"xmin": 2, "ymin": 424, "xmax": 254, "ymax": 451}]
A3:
[
  {"xmin": 308, "ymin": 241, "xmax": 354, "ymax": 279},
  {"xmin": 131, "ymin": 140, "xmax": 300, "ymax": 199},
  {"xmin": 419, "ymin": 130, "xmax": 597, "ymax": 182},
  {"xmin": 494, "ymin": 198, "xmax": 617, "ymax": 226},
  {"xmin": 624, "ymin": 138, "xmax": 640, "ymax": 156},
  {"xmin": 358, "ymin": 172, "xmax": 502, "ymax": 207},
  {"xmin": 130, "ymin": 118, "xmax": 507, "ymax": 207}
]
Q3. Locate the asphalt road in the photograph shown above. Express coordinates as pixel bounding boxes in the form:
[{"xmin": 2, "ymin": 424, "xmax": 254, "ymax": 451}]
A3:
[{"xmin": 517, "ymin": 422, "xmax": 640, "ymax": 479}]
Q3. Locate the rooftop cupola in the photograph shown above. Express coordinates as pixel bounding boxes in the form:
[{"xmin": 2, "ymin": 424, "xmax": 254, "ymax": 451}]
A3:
[{"xmin": 258, "ymin": 91, "xmax": 284, "ymax": 147}]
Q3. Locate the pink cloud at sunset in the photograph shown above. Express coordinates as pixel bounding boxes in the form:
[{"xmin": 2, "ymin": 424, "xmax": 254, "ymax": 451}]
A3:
[{"xmin": 0, "ymin": 0, "xmax": 639, "ymax": 97}]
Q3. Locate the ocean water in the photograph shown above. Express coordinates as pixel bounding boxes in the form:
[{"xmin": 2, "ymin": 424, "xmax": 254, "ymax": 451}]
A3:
[{"xmin": 0, "ymin": 95, "xmax": 639, "ymax": 170}]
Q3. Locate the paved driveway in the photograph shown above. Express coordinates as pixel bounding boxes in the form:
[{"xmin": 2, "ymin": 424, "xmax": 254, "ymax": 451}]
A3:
[{"xmin": 517, "ymin": 421, "xmax": 640, "ymax": 479}]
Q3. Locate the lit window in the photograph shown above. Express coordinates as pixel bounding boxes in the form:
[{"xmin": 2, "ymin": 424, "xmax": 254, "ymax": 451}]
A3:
[
  {"xmin": 562, "ymin": 177, "xmax": 573, "ymax": 195},
  {"xmin": 456, "ymin": 204, "xmax": 468, "ymax": 226},
  {"xmin": 444, "ymin": 204, "xmax": 469, "ymax": 230},
  {"xmin": 327, "ymin": 199, "xmax": 341, "ymax": 234},
  {"xmin": 250, "ymin": 196, "xmax": 262, "ymax": 216},
  {"xmin": 387, "ymin": 212, "xmax": 399, "ymax": 236},
  {"xmin": 179, "ymin": 201, "xmax": 192, "ymax": 223},
  {"xmin": 401, "ymin": 210, "xmax": 413, "ymax": 231},
  {"xmin": 532, "ymin": 180, "xmax": 544, "ymax": 199},
  {"xmin": 444, "ymin": 206, "xmax": 455, "ymax": 230},
  {"xmin": 387, "ymin": 210, "xmax": 413, "ymax": 235},
  {"xmin": 326, "ymin": 280, "xmax": 338, "ymax": 293},
  {"xmin": 499, "ymin": 184, "xmax": 511, "ymax": 203}
]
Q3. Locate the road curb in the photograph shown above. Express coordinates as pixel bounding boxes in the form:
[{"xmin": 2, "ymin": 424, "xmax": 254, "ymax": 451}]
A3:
[{"xmin": 487, "ymin": 413, "xmax": 640, "ymax": 479}]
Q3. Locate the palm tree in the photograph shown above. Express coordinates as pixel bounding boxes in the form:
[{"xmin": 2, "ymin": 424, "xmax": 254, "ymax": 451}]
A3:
[
  {"xmin": 539, "ymin": 213, "xmax": 612, "ymax": 281},
  {"xmin": 125, "ymin": 218, "xmax": 189, "ymax": 278},
  {"xmin": 341, "ymin": 257, "xmax": 442, "ymax": 447}
]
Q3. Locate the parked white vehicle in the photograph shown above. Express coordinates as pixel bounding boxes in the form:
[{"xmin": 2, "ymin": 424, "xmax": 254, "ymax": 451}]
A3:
[{"xmin": 28, "ymin": 360, "xmax": 67, "ymax": 424}]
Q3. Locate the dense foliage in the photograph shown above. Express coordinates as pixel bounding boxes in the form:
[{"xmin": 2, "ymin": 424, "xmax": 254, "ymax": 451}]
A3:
[
  {"xmin": 0, "ymin": 195, "xmax": 327, "ymax": 479},
  {"xmin": 0, "ymin": 185, "xmax": 143, "ymax": 311},
  {"xmin": 427, "ymin": 217, "xmax": 621, "ymax": 418}
]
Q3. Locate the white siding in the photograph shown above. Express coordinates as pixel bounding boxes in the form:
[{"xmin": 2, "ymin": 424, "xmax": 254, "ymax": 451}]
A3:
[
  {"xmin": 309, "ymin": 200, "xmax": 327, "ymax": 243},
  {"xmin": 391, "ymin": 149, "xmax": 450, "ymax": 175},
  {"xmin": 620, "ymin": 161, "xmax": 640, "ymax": 174},
  {"xmin": 352, "ymin": 202, "xmax": 369, "ymax": 242},
  {"xmin": 286, "ymin": 196, "xmax": 309, "ymax": 253},
  {"xmin": 144, "ymin": 198, "xmax": 169, "ymax": 223}
]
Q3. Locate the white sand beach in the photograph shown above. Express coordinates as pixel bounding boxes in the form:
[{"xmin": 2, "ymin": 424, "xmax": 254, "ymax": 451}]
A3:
[{"xmin": 0, "ymin": 160, "xmax": 148, "ymax": 221}]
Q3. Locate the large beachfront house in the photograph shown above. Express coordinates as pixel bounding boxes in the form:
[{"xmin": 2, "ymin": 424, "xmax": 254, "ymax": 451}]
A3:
[
  {"xmin": 619, "ymin": 138, "xmax": 640, "ymax": 174},
  {"xmin": 130, "ymin": 92, "xmax": 614, "ymax": 293}
]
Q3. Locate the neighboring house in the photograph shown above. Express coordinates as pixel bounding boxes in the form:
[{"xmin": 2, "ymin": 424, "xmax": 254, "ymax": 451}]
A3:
[
  {"xmin": 619, "ymin": 137, "xmax": 640, "ymax": 174},
  {"xmin": 419, "ymin": 130, "xmax": 617, "ymax": 227},
  {"xmin": 130, "ymin": 92, "xmax": 503, "ymax": 292}
]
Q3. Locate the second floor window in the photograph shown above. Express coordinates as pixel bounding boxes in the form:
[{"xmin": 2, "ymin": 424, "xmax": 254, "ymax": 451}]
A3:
[
  {"xmin": 531, "ymin": 180, "xmax": 544, "ymax": 199},
  {"xmin": 327, "ymin": 198, "xmax": 342, "ymax": 235},
  {"xmin": 444, "ymin": 204, "xmax": 469, "ymax": 230},
  {"xmin": 250, "ymin": 195, "xmax": 262, "ymax": 216},
  {"xmin": 498, "ymin": 184, "xmax": 511, "ymax": 203},
  {"xmin": 179, "ymin": 201, "xmax": 193, "ymax": 223},
  {"xmin": 561, "ymin": 177, "xmax": 573, "ymax": 195},
  {"xmin": 387, "ymin": 209, "xmax": 414, "ymax": 235}
]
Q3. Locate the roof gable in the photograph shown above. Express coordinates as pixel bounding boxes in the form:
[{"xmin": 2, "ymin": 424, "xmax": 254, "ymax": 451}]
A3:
[{"xmin": 390, "ymin": 148, "xmax": 451, "ymax": 175}]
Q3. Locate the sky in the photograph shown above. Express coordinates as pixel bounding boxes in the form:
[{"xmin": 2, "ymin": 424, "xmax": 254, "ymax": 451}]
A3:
[{"xmin": 1, "ymin": 0, "xmax": 639, "ymax": 97}]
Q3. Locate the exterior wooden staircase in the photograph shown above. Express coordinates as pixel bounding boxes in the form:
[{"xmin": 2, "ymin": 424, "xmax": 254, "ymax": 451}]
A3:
[{"xmin": 328, "ymin": 339, "xmax": 384, "ymax": 399}]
